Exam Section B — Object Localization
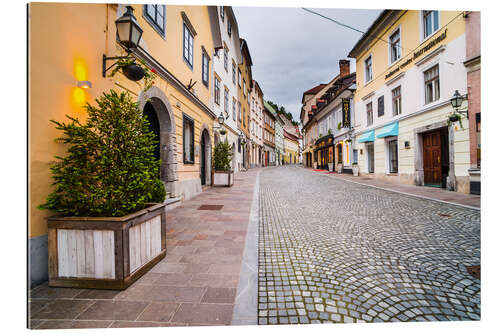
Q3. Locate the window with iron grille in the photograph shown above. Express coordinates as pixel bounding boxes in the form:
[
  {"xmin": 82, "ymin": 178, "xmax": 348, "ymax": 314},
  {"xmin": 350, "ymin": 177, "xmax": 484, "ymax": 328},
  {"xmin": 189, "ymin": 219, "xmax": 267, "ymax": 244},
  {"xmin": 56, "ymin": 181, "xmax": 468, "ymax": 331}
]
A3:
[
  {"xmin": 366, "ymin": 102, "xmax": 373, "ymax": 126},
  {"xmin": 423, "ymin": 10, "xmax": 439, "ymax": 39},
  {"xmin": 144, "ymin": 5, "xmax": 165, "ymax": 36},
  {"xmin": 183, "ymin": 114, "xmax": 194, "ymax": 164},
  {"xmin": 392, "ymin": 86, "xmax": 402, "ymax": 116},
  {"xmin": 183, "ymin": 24, "xmax": 194, "ymax": 68},
  {"xmin": 424, "ymin": 65, "xmax": 440, "ymax": 104},
  {"xmin": 214, "ymin": 75, "xmax": 221, "ymax": 105},
  {"xmin": 390, "ymin": 28, "xmax": 401, "ymax": 63},
  {"xmin": 377, "ymin": 96, "xmax": 384, "ymax": 117},
  {"xmin": 202, "ymin": 50, "xmax": 209, "ymax": 87}
]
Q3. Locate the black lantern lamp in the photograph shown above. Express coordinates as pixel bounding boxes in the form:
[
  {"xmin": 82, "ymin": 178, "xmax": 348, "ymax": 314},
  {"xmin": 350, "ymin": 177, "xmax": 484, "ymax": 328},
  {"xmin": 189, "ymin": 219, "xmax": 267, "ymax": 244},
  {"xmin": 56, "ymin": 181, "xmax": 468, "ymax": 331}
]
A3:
[
  {"xmin": 115, "ymin": 6, "xmax": 143, "ymax": 50},
  {"xmin": 239, "ymin": 132, "xmax": 246, "ymax": 145},
  {"xmin": 449, "ymin": 90, "xmax": 468, "ymax": 119},
  {"xmin": 102, "ymin": 6, "xmax": 144, "ymax": 78},
  {"xmin": 217, "ymin": 112, "xmax": 225, "ymax": 126}
]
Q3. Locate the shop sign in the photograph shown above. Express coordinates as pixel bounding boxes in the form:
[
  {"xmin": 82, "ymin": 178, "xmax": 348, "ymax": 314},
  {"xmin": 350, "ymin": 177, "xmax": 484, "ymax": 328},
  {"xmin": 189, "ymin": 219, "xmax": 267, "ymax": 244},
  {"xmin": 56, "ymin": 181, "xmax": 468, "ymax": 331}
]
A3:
[
  {"xmin": 342, "ymin": 98, "xmax": 351, "ymax": 128},
  {"xmin": 385, "ymin": 28, "xmax": 447, "ymax": 80}
]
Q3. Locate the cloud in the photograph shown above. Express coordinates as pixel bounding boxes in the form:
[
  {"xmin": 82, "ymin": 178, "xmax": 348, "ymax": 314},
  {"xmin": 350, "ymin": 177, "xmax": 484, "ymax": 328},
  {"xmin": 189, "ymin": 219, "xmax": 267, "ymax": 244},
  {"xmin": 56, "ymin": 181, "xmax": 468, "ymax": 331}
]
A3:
[{"xmin": 233, "ymin": 6, "xmax": 382, "ymax": 122}]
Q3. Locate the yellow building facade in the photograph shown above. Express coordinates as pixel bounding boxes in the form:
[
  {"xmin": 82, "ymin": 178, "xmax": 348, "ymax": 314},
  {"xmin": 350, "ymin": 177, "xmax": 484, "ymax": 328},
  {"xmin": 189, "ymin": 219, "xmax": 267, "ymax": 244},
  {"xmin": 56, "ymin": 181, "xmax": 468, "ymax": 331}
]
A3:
[
  {"xmin": 29, "ymin": 3, "xmax": 222, "ymax": 285},
  {"xmin": 349, "ymin": 10, "xmax": 470, "ymax": 192},
  {"xmin": 284, "ymin": 131, "xmax": 300, "ymax": 164},
  {"xmin": 237, "ymin": 38, "xmax": 253, "ymax": 169}
]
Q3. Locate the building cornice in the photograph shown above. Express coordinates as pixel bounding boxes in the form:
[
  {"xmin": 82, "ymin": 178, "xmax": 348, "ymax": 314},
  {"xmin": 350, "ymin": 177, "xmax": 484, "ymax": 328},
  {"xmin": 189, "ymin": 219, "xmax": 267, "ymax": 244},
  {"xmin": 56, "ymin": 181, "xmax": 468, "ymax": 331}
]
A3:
[{"xmin": 133, "ymin": 46, "xmax": 216, "ymax": 119}]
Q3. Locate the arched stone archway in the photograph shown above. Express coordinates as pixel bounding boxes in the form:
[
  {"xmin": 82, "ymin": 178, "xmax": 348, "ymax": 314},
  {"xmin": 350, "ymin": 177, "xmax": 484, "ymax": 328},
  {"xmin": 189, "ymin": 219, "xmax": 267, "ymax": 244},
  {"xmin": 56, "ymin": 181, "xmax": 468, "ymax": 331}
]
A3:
[
  {"xmin": 138, "ymin": 86, "xmax": 179, "ymax": 197},
  {"xmin": 199, "ymin": 124, "xmax": 212, "ymax": 186}
]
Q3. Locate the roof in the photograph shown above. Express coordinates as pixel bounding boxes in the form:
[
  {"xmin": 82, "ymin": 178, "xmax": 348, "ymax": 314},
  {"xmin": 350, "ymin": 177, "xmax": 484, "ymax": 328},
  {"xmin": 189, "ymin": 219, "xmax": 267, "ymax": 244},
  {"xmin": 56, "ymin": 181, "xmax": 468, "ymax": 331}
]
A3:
[
  {"xmin": 284, "ymin": 129, "xmax": 299, "ymax": 142},
  {"xmin": 301, "ymin": 84, "xmax": 327, "ymax": 104},
  {"xmin": 263, "ymin": 101, "xmax": 277, "ymax": 119},
  {"xmin": 239, "ymin": 38, "xmax": 253, "ymax": 66}
]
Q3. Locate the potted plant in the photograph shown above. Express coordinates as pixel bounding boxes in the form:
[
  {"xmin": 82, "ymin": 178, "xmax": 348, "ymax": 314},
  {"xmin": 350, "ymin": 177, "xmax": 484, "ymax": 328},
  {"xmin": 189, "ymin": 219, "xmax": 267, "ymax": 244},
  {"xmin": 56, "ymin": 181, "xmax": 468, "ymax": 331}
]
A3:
[
  {"xmin": 337, "ymin": 161, "xmax": 343, "ymax": 173},
  {"xmin": 447, "ymin": 112, "xmax": 464, "ymax": 129},
  {"xmin": 352, "ymin": 162, "xmax": 359, "ymax": 176},
  {"xmin": 109, "ymin": 56, "xmax": 156, "ymax": 92},
  {"xmin": 337, "ymin": 122, "xmax": 342, "ymax": 130},
  {"xmin": 212, "ymin": 139, "xmax": 234, "ymax": 187},
  {"xmin": 39, "ymin": 90, "xmax": 167, "ymax": 290}
]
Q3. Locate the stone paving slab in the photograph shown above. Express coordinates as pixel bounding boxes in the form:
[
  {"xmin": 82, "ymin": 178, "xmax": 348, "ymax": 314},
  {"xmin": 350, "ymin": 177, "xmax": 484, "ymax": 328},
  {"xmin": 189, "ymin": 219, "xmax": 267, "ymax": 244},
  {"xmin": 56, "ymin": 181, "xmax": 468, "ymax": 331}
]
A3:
[
  {"xmin": 258, "ymin": 166, "xmax": 480, "ymax": 325},
  {"xmin": 28, "ymin": 169, "xmax": 259, "ymax": 329}
]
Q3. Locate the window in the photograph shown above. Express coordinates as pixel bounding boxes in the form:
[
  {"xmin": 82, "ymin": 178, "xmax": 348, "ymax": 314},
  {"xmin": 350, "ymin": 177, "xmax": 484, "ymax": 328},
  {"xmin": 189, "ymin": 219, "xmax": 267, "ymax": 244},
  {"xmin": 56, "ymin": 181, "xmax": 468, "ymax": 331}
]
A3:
[
  {"xmin": 388, "ymin": 140, "xmax": 398, "ymax": 173},
  {"xmin": 214, "ymin": 75, "xmax": 221, "ymax": 105},
  {"xmin": 224, "ymin": 88, "xmax": 229, "ymax": 117},
  {"xmin": 243, "ymin": 109, "xmax": 246, "ymax": 127},
  {"xmin": 202, "ymin": 50, "xmax": 209, "ymax": 86},
  {"xmin": 224, "ymin": 47, "xmax": 228, "ymax": 72},
  {"xmin": 144, "ymin": 4, "xmax": 165, "ymax": 36},
  {"xmin": 220, "ymin": 6, "xmax": 224, "ymax": 21},
  {"xmin": 228, "ymin": 20, "xmax": 232, "ymax": 37},
  {"xmin": 247, "ymin": 113, "xmax": 250, "ymax": 130},
  {"xmin": 424, "ymin": 65, "xmax": 440, "ymax": 104},
  {"xmin": 377, "ymin": 96, "xmax": 384, "ymax": 117},
  {"xmin": 392, "ymin": 86, "xmax": 402, "ymax": 116},
  {"xmin": 243, "ymin": 79, "xmax": 246, "ymax": 95},
  {"xmin": 365, "ymin": 55, "xmax": 373, "ymax": 83},
  {"xmin": 366, "ymin": 102, "xmax": 373, "ymax": 126},
  {"xmin": 183, "ymin": 24, "xmax": 194, "ymax": 68},
  {"xmin": 238, "ymin": 102, "xmax": 241, "ymax": 121},
  {"xmin": 423, "ymin": 10, "xmax": 439, "ymax": 39},
  {"xmin": 238, "ymin": 69, "xmax": 242, "ymax": 87},
  {"xmin": 353, "ymin": 149, "xmax": 358, "ymax": 164},
  {"xmin": 232, "ymin": 98, "xmax": 236, "ymax": 121},
  {"xmin": 183, "ymin": 115, "xmax": 194, "ymax": 164},
  {"xmin": 390, "ymin": 28, "xmax": 401, "ymax": 63},
  {"xmin": 232, "ymin": 60, "xmax": 236, "ymax": 84}
]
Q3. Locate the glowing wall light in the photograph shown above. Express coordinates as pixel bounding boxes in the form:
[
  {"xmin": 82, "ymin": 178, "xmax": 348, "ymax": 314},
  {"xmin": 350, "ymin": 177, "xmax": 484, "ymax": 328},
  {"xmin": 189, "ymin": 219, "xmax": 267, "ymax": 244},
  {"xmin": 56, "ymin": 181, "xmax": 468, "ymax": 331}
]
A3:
[{"xmin": 77, "ymin": 80, "xmax": 92, "ymax": 89}]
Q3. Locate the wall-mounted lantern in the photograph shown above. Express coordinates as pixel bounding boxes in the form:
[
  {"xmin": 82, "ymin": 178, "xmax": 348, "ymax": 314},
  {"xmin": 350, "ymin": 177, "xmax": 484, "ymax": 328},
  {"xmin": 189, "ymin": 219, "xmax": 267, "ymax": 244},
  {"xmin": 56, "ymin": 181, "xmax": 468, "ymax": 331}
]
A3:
[
  {"xmin": 77, "ymin": 80, "xmax": 92, "ymax": 89},
  {"xmin": 102, "ymin": 6, "xmax": 144, "ymax": 78},
  {"xmin": 449, "ymin": 90, "xmax": 468, "ymax": 120}
]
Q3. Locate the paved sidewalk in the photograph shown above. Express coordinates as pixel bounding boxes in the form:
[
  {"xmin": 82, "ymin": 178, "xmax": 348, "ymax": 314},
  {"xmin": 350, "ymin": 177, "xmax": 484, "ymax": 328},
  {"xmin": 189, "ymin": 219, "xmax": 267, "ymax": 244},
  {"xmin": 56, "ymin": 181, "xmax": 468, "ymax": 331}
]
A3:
[
  {"xmin": 29, "ymin": 169, "xmax": 259, "ymax": 329},
  {"xmin": 308, "ymin": 168, "xmax": 480, "ymax": 209}
]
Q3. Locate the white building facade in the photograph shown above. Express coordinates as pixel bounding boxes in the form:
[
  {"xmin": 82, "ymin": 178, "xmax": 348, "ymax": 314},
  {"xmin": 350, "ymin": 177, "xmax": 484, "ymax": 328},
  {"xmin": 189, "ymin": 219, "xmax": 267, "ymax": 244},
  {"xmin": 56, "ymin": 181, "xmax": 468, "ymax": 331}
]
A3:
[{"xmin": 212, "ymin": 6, "xmax": 243, "ymax": 172}]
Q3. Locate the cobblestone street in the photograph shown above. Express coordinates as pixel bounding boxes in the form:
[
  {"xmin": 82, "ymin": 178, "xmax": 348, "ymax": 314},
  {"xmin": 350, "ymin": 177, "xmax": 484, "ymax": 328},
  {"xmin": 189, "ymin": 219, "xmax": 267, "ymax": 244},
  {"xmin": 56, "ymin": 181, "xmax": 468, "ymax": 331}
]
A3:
[{"xmin": 258, "ymin": 166, "xmax": 480, "ymax": 324}]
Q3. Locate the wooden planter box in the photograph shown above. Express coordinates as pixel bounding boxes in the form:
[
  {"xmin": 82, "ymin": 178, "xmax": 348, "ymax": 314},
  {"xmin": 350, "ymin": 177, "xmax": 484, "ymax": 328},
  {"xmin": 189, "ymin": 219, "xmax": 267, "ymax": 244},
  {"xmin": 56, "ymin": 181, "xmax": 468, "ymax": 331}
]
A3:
[
  {"xmin": 47, "ymin": 203, "xmax": 166, "ymax": 290},
  {"xmin": 211, "ymin": 170, "xmax": 234, "ymax": 187}
]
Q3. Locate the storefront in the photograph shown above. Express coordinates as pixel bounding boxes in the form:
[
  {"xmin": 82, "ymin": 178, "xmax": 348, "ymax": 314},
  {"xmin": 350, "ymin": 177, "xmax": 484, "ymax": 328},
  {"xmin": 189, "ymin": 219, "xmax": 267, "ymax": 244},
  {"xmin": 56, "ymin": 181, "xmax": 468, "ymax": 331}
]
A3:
[{"xmin": 314, "ymin": 134, "xmax": 334, "ymax": 170}]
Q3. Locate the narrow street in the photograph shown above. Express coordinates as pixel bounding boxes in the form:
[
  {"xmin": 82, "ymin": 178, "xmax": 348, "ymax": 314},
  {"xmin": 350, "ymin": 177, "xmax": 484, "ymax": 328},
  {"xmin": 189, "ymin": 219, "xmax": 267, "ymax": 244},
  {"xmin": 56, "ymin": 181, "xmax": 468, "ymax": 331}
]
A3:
[{"xmin": 258, "ymin": 166, "xmax": 480, "ymax": 324}]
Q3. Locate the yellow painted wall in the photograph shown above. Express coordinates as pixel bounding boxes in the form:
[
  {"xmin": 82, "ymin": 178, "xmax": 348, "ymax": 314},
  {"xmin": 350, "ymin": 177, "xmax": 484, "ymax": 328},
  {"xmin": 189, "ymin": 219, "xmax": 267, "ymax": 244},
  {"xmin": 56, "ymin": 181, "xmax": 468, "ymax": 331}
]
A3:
[
  {"xmin": 354, "ymin": 10, "xmax": 466, "ymax": 104},
  {"xmin": 238, "ymin": 58, "xmax": 251, "ymax": 137},
  {"xmin": 29, "ymin": 3, "xmax": 217, "ymax": 238}
]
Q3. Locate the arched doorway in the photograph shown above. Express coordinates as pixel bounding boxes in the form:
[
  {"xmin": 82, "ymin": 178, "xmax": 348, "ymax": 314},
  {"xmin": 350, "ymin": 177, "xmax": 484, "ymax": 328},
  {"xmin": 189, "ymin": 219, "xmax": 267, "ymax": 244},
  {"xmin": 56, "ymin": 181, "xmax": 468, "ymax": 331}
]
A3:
[
  {"xmin": 200, "ymin": 127, "xmax": 212, "ymax": 186},
  {"xmin": 143, "ymin": 102, "xmax": 161, "ymax": 162},
  {"xmin": 138, "ymin": 87, "xmax": 178, "ymax": 197}
]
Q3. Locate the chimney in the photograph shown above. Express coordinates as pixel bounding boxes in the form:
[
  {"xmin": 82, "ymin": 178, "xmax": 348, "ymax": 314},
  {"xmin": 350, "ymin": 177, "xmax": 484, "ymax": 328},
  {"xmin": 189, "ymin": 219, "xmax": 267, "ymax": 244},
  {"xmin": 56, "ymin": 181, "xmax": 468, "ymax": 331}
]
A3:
[{"xmin": 339, "ymin": 59, "xmax": 350, "ymax": 77}]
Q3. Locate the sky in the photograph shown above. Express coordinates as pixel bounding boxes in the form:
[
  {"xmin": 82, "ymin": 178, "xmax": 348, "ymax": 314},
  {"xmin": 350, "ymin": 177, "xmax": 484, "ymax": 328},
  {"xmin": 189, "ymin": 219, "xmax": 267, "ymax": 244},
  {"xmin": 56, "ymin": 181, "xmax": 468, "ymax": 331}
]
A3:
[{"xmin": 233, "ymin": 6, "xmax": 382, "ymax": 123}]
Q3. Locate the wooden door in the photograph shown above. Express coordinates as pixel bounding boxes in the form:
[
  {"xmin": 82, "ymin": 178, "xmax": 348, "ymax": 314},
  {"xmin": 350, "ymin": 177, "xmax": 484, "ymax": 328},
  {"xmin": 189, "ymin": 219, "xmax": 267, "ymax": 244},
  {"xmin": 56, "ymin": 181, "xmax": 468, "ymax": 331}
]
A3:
[
  {"xmin": 200, "ymin": 135, "xmax": 206, "ymax": 185},
  {"xmin": 423, "ymin": 131, "xmax": 442, "ymax": 184}
]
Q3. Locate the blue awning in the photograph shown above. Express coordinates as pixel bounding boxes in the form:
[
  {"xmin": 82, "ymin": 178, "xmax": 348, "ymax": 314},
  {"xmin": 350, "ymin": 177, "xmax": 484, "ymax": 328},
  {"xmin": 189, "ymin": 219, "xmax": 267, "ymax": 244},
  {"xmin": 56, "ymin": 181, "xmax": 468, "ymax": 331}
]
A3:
[
  {"xmin": 358, "ymin": 130, "xmax": 375, "ymax": 143},
  {"xmin": 376, "ymin": 122, "xmax": 399, "ymax": 138}
]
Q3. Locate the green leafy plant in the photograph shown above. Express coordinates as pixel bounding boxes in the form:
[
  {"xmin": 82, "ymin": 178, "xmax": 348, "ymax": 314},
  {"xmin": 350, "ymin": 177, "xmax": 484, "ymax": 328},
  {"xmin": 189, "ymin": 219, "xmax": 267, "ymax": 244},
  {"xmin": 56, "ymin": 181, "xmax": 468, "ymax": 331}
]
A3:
[
  {"xmin": 447, "ymin": 112, "xmax": 464, "ymax": 129},
  {"xmin": 337, "ymin": 122, "xmax": 342, "ymax": 130},
  {"xmin": 213, "ymin": 139, "xmax": 233, "ymax": 171},
  {"xmin": 327, "ymin": 129, "xmax": 332, "ymax": 135},
  {"xmin": 109, "ymin": 56, "xmax": 156, "ymax": 92},
  {"xmin": 39, "ymin": 90, "xmax": 166, "ymax": 217}
]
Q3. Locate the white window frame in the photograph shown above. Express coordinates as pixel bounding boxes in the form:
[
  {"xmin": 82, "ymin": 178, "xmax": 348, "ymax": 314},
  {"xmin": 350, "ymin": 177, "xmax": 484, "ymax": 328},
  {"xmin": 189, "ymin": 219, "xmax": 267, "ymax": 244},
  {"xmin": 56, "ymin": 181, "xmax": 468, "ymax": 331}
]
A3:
[
  {"xmin": 420, "ymin": 10, "xmax": 440, "ymax": 42},
  {"xmin": 223, "ymin": 46, "xmax": 228, "ymax": 72},
  {"xmin": 183, "ymin": 23, "xmax": 194, "ymax": 69},
  {"xmin": 423, "ymin": 64, "xmax": 440, "ymax": 105},
  {"xmin": 364, "ymin": 54, "xmax": 373, "ymax": 84},
  {"xmin": 366, "ymin": 102, "xmax": 373, "ymax": 126},
  {"xmin": 392, "ymin": 85, "xmax": 402, "ymax": 116},
  {"xmin": 385, "ymin": 138, "xmax": 398, "ymax": 174},
  {"xmin": 388, "ymin": 25, "xmax": 402, "ymax": 65}
]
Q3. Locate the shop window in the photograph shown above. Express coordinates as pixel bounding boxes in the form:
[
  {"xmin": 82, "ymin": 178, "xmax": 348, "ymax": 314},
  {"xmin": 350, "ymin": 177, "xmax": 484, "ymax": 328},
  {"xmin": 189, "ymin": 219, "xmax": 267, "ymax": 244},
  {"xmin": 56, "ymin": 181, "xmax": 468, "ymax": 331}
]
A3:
[
  {"xmin": 388, "ymin": 140, "xmax": 398, "ymax": 173},
  {"xmin": 144, "ymin": 4, "xmax": 166, "ymax": 37},
  {"xmin": 423, "ymin": 10, "xmax": 439, "ymax": 39},
  {"xmin": 424, "ymin": 65, "xmax": 440, "ymax": 104},
  {"xmin": 365, "ymin": 55, "xmax": 373, "ymax": 83},
  {"xmin": 183, "ymin": 23, "xmax": 194, "ymax": 68},
  {"xmin": 377, "ymin": 95, "xmax": 385, "ymax": 117},
  {"xmin": 392, "ymin": 86, "xmax": 402, "ymax": 116},
  {"xmin": 366, "ymin": 102, "xmax": 373, "ymax": 126},
  {"xmin": 353, "ymin": 149, "xmax": 358, "ymax": 164},
  {"xmin": 389, "ymin": 28, "xmax": 401, "ymax": 63},
  {"xmin": 183, "ymin": 114, "xmax": 194, "ymax": 164}
]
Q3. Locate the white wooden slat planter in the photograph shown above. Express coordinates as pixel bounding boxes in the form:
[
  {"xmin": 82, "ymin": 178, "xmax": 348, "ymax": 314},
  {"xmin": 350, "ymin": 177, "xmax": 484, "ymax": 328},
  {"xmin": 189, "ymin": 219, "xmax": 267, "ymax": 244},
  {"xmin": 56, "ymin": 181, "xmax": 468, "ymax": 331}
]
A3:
[
  {"xmin": 211, "ymin": 170, "xmax": 234, "ymax": 187},
  {"xmin": 47, "ymin": 203, "xmax": 166, "ymax": 290}
]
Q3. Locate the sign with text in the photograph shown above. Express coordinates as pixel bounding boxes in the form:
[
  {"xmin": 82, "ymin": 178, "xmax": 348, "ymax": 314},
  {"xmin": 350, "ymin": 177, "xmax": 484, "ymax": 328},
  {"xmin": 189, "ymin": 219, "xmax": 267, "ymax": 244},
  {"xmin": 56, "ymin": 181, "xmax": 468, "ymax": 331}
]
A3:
[{"xmin": 342, "ymin": 98, "xmax": 351, "ymax": 128}]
